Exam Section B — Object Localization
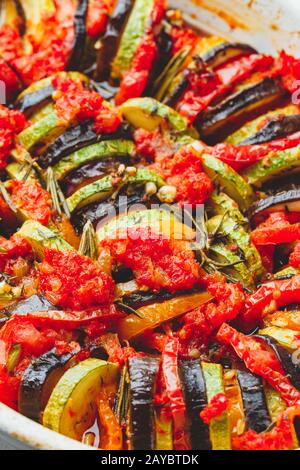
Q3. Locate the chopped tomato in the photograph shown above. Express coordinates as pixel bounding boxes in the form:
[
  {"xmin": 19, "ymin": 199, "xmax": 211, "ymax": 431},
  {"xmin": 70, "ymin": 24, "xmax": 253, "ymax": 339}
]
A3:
[
  {"xmin": 8, "ymin": 180, "xmax": 53, "ymax": 225},
  {"xmin": 217, "ymin": 323, "xmax": 300, "ymax": 407},
  {"xmin": 289, "ymin": 241, "xmax": 300, "ymax": 269},
  {"xmin": 270, "ymin": 50, "xmax": 300, "ymax": 95},
  {"xmin": 38, "ymin": 248, "xmax": 115, "ymax": 310},
  {"xmin": 152, "ymin": 146, "xmax": 213, "ymax": 206},
  {"xmin": 0, "ymin": 235, "xmax": 33, "ymax": 272},
  {"xmin": 134, "ymin": 129, "xmax": 174, "ymax": 163},
  {"xmin": 0, "ymin": 24, "xmax": 23, "ymax": 62},
  {"xmin": 233, "ymin": 406, "xmax": 299, "ymax": 450},
  {"xmin": 52, "ymin": 75, "xmax": 121, "ymax": 133},
  {"xmin": 100, "ymin": 225, "xmax": 200, "ymax": 293},
  {"xmin": 0, "ymin": 106, "xmax": 27, "ymax": 169},
  {"xmin": 178, "ymin": 273, "xmax": 245, "ymax": 353},
  {"xmin": 0, "ymin": 59, "xmax": 22, "ymax": 101},
  {"xmin": 200, "ymin": 392, "xmax": 229, "ymax": 424},
  {"xmin": 169, "ymin": 25, "xmax": 198, "ymax": 55}
]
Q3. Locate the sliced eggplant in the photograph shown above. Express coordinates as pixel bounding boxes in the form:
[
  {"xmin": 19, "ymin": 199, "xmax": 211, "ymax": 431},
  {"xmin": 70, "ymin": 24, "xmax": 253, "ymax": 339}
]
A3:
[
  {"xmin": 180, "ymin": 360, "xmax": 211, "ymax": 450},
  {"xmin": 39, "ymin": 121, "xmax": 131, "ymax": 169},
  {"xmin": 127, "ymin": 356, "xmax": 159, "ymax": 450},
  {"xmin": 71, "ymin": 190, "xmax": 144, "ymax": 233},
  {"xmin": 96, "ymin": 0, "xmax": 134, "ymax": 82},
  {"xmin": 53, "ymin": 139, "xmax": 134, "ymax": 181},
  {"xmin": 202, "ymin": 42, "xmax": 257, "ymax": 69},
  {"xmin": 61, "ymin": 155, "xmax": 130, "ymax": 197},
  {"xmin": 240, "ymin": 114, "xmax": 300, "ymax": 146},
  {"xmin": 237, "ymin": 369, "xmax": 271, "ymax": 433},
  {"xmin": 15, "ymin": 84, "xmax": 54, "ymax": 116},
  {"xmin": 196, "ymin": 78, "xmax": 288, "ymax": 144},
  {"xmin": 1, "ymin": 294, "xmax": 57, "ymax": 319},
  {"xmin": 19, "ymin": 348, "xmax": 75, "ymax": 422},
  {"xmin": 66, "ymin": 0, "xmax": 88, "ymax": 71},
  {"xmin": 248, "ymin": 186, "xmax": 300, "ymax": 226},
  {"xmin": 256, "ymin": 333, "xmax": 300, "ymax": 390}
]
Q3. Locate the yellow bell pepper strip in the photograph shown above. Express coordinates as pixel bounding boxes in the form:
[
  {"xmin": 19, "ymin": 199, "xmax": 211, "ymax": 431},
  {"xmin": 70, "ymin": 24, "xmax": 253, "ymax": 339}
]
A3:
[
  {"xmin": 97, "ymin": 388, "xmax": 123, "ymax": 450},
  {"xmin": 117, "ymin": 291, "xmax": 212, "ymax": 341}
]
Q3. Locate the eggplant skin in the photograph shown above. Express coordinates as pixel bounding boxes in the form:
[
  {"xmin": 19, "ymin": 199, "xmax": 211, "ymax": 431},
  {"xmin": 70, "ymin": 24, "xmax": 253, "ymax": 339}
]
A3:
[
  {"xmin": 61, "ymin": 156, "xmax": 130, "ymax": 197},
  {"xmin": 71, "ymin": 189, "xmax": 146, "ymax": 234},
  {"xmin": 1, "ymin": 294, "xmax": 58, "ymax": 319},
  {"xmin": 197, "ymin": 78, "xmax": 288, "ymax": 144},
  {"xmin": 241, "ymin": 114, "xmax": 300, "ymax": 146},
  {"xmin": 66, "ymin": 0, "xmax": 88, "ymax": 71},
  {"xmin": 19, "ymin": 348, "xmax": 74, "ymax": 422},
  {"xmin": 248, "ymin": 187, "xmax": 300, "ymax": 226},
  {"xmin": 15, "ymin": 85, "xmax": 54, "ymax": 115},
  {"xmin": 256, "ymin": 335, "xmax": 300, "ymax": 391},
  {"xmin": 128, "ymin": 356, "xmax": 159, "ymax": 450},
  {"xmin": 96, "ymin": 0, "xmax": 135, "ymax": 82},
  {"xmin": 202, "ymin": 42, "xmax": 257, "ymax": 68},
  {"xmin": 39, "ymin": 121, "xmax": 132, "ymax": 169},
  {"xmin": 237, "ymin": 369, "xmax": 271, "ymax": 433},
  {"xmin": 180, "ymin": 360, "xmax": 211, "ymax": 450}
]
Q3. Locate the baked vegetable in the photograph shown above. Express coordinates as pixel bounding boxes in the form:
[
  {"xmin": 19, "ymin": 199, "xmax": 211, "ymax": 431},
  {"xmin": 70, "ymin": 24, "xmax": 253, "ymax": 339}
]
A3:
[
  {"xmin": 127, "ymin": 356, "xmax": 159, "ymax": 450},
  {"xmin": 43, "ymin": 358, "xmax": 119, "ymax": 440}
]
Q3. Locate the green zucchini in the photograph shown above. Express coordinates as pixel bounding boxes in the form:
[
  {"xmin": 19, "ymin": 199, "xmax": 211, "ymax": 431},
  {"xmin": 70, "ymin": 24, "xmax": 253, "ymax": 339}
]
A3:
[
  {"xmin": 194, "ymin": 145, "xmax": 255, "ymax": 211},
  {"xmin": 226, "ymin": 105, "xmax": 299, "ymax": 145},
  {"xmin": 120, "ymin": 97, "xmax": 197, "ymax": 135},
  {"xmin": 97, "ymin": 208, "xmax": 196, "ymax": 243},
  {"xmin": 274, "ymin": 266, "xmax": 299, "ymax": 279},
  {"xmin": 208, "ymin": 191, "xmax": 248, "ymax": 226},
  {"xmin": 201, "ymin": 362, "xmax": 231, "ymax": 450},
  {"xmin": 53, "ymin": 140, "xmax": 134, "ymax": 181},
  {"xmin": 17, "ymin": 220, "xmax": 73, "ymax": 259},
  {"xmin": 5, "ymin": 162, "xmax": 37, "ymax": 182},
  {"xmin": 243, "ymin": 145, "xmax": 300, "ymax": 187},
  {"xmin": 258, "ymin": 326, "xmax": 300, "ymax": 352},
  {"xmin": 111, "ymin": 0, "xmax": 155, "ymax": 80},
  {"xmin": 43, "ymin": 359, "xmax": 119, "ymax": 440},
  {"xmin": 17, "ymin": 111, "xmax": 66, "ymax": 152},
  {"xmin": 208, "ymin": 242, "xmax": 254, "ymax": 288}
]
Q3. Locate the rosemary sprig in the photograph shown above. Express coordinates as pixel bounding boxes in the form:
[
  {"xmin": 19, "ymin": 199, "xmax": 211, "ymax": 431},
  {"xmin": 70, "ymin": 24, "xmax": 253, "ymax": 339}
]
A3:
[
  {"xmin": 114, "ymin": 365, "xmax": 130, "ymax": 425},
  {"xmin": 47, "ymin": 168, "xmax": 71, "ymax": 219},
  {"xmin": 114, "ymin": 301, "xmax": 144, "ymax": 319},
  {"xmin": 0, "ymin": 182, "xmax": 17, "ymax": 213},
  {"xmin": 78, "ymin": 220, "xmax": 99, "ymax": 260}
]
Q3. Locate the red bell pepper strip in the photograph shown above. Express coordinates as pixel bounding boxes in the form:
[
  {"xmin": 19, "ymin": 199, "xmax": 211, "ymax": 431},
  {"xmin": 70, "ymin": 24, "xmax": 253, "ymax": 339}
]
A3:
[
  {"xmin": 243, "ymin": 274, "xmax": 300, "ymax": 324},
  {"xmin": 217, "ymin": 323, "xmax": 300, "ymax": 407},
  {"xmin": 15, "ymin": 306, "xmax": 124, "ymax": 330},
  {"xmin": 208, "ymin": 131, "xmax": 300, "ymax": 171},
  {"xmin": 162, "ymin": 336, "xmax": 191, "ymax": 450},
  {"xmin": 251, "ymin": 212, "xmax": 300, "ymax": 247},
  {"xmin": 200, "ymin": 393, "xmax": 229, "ymax": 425},
  {"xmin": 86, "ymin": 0, "xmax": 115, "ymax": 39}
]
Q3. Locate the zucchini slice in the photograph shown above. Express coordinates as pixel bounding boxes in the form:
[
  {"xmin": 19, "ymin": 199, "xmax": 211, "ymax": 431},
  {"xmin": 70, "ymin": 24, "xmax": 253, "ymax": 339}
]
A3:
[
  {"xmin": 237, "ymin": 369, "xmax": 271, "ymax": 433},
  {"xmin": 17, "ymin": 220, "xmax": 73, "ymax": 259},
  {"xmin": 120, "ymin": 97, "xmax": 196, "ymax": 135},
  {"xmin": 111, "ymin": 0, "xmax": 155, "ymax": 81},
  {"xmin": 225, "ymin": 105, "xmax": 299, "ymax": 145},
  {"xmin": 96, "ymin": 0, "xmax": 135, "ymax": 82},
  {"xmin": 201, "ymin": 362, "xmax": 231, "ymax": 450},
  {"xmin": 242, "ymin": 145, "xmax": 300, "ymax": 187},
  {"xmin": 128, "ymin": 356, "xmax": 159, "ymax": 450},
  {"xmin": 192, "ymin": 145, "xmax": 255, "ymax": 211},
  {"xmin": 258, "ymin": 327, "xmax": 300, "ymax": 353},
  {"xmin": 53, "ymin": 140, "xmax": 134, "ymax": 181},
  {"xmin": 180, "ymin": 360, "xmax": 211, "ymax": 450},
  {"xmin": 67, "ymin": 175, "xmax": 115, "ymax": 213},
  {"xmin": 43, "ymin": 358, "xmax": 119, "ymax": 440},
  {"xmin": 19, "ymin": 348, "xmax": 74, "ymax": 422},
  {"xmin": 196, "ymin": 78, "xmax": 287, "ymax": 144}
]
